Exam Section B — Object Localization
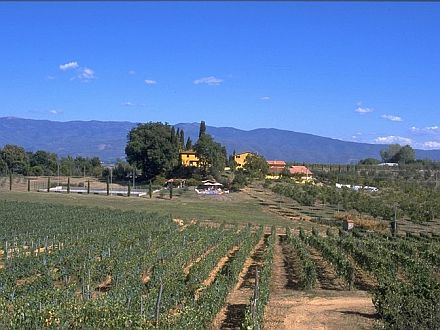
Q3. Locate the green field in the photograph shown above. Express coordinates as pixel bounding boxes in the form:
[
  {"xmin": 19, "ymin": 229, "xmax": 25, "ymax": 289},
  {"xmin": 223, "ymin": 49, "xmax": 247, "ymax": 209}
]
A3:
[{"xmin": 0, "ymin": 190, "xmax": 292, "ymax": 227}]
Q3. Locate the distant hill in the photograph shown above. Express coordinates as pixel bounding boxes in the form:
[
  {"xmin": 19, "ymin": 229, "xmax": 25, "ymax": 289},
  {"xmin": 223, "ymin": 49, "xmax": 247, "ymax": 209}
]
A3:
[{"xmin": 1, "ymin": 117, "xmax": 440, "ymax": 163}]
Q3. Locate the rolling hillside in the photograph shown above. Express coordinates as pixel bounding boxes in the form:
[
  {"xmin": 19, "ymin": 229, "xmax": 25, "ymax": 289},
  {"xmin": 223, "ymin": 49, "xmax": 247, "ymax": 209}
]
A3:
[{"xmin": 1, "ymin": 117, "xmax": 440, "ymax": 163}]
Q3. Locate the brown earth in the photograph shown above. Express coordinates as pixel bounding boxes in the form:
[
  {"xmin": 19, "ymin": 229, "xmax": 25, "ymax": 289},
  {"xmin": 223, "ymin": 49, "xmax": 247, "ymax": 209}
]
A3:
[
  {"xmin": 212, "ymin": 234, "xmax": 269, "ymax": 329},
  {"xmin": 263, "ymin": 233, "xmax": 378, "ymax": 330}
]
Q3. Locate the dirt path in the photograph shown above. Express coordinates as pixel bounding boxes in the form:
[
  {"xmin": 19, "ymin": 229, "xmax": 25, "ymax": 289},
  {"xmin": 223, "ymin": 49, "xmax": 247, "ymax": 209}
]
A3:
[
  {"xmin": 212, "ymin": 235, "xmax": 269, "ymax": 329},
  {"xmin": 283, "ymin": 293, "xmax": 376, "ymax": 330},
  {"xmin": 307, "ymin": 245, "xmax": 346, "ymax": 291},
  {"xmin": 264, "ymin": 232, "xmax": 377, "ymax": 330}
]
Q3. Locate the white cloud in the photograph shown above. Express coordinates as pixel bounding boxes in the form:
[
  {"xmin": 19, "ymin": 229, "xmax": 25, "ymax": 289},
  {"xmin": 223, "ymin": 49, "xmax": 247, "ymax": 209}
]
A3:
[
  {"xmin": 128, "ymin": 70, "xmax": 136, "ymax": 75},
  {"xmin": 381, "ymin": 114, "xmax": 403, "ymax": 122},
  {"xmin": 193, "ymin": 76, "xmax": 223, "ymax": 86},
  {"xmin": 260, "ymin": 96, "xmax": 270, "ymax": 101},
  {"xmin": 121, "ymin": 102, "xmax": 145, "ymax": 107},
  {"xmin": 374, "ymin": 136, "xmax": 412, "ymax": 144},
  {"xmin": 355, "ymin": 106, "xmax": 373, "ymax": 114},
  {"xmin": 78, "ymin": 67, "xmax": 96, "ymax": 81},
  {"xmin": 59, "ymin": 61, "xmax": 79, "ymax": 71},
  {"xmin": 46, "ymin": 75, "xmax": 56, "ymax": 80},
  {"xmin": 144, "ymin": 79, "xmax": 157, "ymax": 85},
  {"xmin": 411, "ymin": 125, "xmax": 439, "ymax": 134},
  {"xmin": 422, "ymin": 141, "xmax": 440, "ymax": 149},
  {"xmin": 49, "ymin": 109, "xmax": 63, "ymax": 115}
]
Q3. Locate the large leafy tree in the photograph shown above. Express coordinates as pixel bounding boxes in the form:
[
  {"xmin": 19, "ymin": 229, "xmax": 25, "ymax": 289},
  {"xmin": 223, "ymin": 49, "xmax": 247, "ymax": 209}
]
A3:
[
  {"xmin": 380, "ymin": 144, "xmax": 416, "ymax": 164},
  {"xmin": 243, "ymin": 154, "xmax": 269, "ymax": 179},
  {"xmin": 397, "ymin": 145, "xmax": 416, "ymax": 164},
  {"xmin": 194, "ymin": 134, "xmax": 227, "ymax": 177},
  {"xmin": 380, "ymin": 144, "xmax": 402, "ymax": 163},
  {"xmin": 29, "ymin": 150, "xmax": 58, "ymax": 175},
  {"xmin": 125, "ymin": 122, "xmax": 179, "ymax": 179},
  {"xmin": 0, "ymin": 144, "xmax": 28, "ymax": 174}
]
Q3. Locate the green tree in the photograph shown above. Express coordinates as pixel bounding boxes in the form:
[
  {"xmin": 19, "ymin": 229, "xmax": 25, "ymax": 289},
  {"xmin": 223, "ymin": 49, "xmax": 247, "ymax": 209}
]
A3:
[
  {"xmin": 397, "ymin": 145, "xmax": 416, "ymax": 164},
  {"xmin": 29, "ymin": 150, "xmax": 58, "ymax": 175},
  {"xmin": 185, "ymin": 137, "xmax": 193, "ymax": 150},
  {"xmin": 199, "ymin": 120, "xmax": 206, "ymax": 138},
  {"xmin": 0, "ymin": 157, "xmax": 7, "ymax": 175},
  {"xmin": 194, "ymin": 134, "xmax": 226, "ymax": 177},
  {"xmin": 380, "ymin": 144, "xmax": 402, "ymax": 162},
  {"xmin": 179, "ymin": 129, "xmax": 185, "ymax": 148},
  {"xmin": 243, "ymin": 154, "xmax": 269, "ymax": 179},
  {"xmin": 125, "ymin": 122, "xmax": 179, "ymax": 179},
  {"xmin": 358, "ymin": 158, "xmax": 381, "ymax": 165},
  {"xmin": 112, "ymin": 160, "xmax": 133, "ymax": 180},
  {"xmin": 1, "ymin": 144, "xmax": 28, "ymax": 174}
]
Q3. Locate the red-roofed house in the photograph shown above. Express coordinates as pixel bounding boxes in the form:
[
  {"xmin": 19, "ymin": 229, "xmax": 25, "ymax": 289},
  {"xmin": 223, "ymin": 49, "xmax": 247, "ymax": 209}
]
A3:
[
  {"xmin": 266, "ymin": 160, "xmax": 287, "ymax": 179},
  {"xmin": 289, "ymin": 166, "xmax": 313, "ymax": 181}
]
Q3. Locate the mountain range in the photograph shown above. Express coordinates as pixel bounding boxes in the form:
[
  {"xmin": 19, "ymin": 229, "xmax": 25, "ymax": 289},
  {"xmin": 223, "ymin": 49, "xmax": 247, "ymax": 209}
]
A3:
[{"xmin": 1, "ymin": 117, "xmax": 440, "ymax": 164}]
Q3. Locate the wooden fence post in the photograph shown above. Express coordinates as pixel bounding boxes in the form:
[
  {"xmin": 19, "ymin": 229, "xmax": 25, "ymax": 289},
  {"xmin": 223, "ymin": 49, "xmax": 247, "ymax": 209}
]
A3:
[
  {"xmin": 47, "ymin": 177, "xmax": 51, "ymax": 192},
  {"xmin": 87, "ymin": 180, "xmax": 90, "ymax": 194},
  {"xmin": 9, "ymin": 174, "xmax": 12, "ymax": 191},
  {"xmin": 27, "ymin": 179, "xmax": 30, "ymax": 192},
  {"xmin": 149, "ymin": 180, "xmax": 152, "ymax": 199},
  {"xmin": 127, "ymin": 181, "xmax": 131, "ymax": 197},
  {"xmin": 155, "ymin": 278, "xmax": 163, "ymax": 327},
  {"xmin": 67, "ymin": 177, "xmax": 70, "ymax": 194}
]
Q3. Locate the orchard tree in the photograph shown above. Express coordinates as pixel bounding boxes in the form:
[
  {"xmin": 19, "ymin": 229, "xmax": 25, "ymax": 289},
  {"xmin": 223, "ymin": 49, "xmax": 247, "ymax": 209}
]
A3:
[{"xmin": 125, "ymin": 122, "xmax": 179, "ymax": 179}]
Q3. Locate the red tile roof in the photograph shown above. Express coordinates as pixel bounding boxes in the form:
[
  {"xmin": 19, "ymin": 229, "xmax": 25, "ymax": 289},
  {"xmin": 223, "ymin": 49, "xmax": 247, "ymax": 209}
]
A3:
[{"xmin": 289, "ymin": 166, "xmax": 313, "ymax": 176}]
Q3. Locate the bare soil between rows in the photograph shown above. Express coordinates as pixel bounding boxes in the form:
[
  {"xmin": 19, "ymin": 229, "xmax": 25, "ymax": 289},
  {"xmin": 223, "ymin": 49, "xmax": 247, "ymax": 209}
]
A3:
[{"xmin": 263, "ymin": 234, "xmax": 378, "ymax": 330}]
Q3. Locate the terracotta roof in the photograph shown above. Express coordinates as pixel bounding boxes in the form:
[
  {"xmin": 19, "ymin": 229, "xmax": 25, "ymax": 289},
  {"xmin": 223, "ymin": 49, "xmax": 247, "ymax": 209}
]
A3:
[
  {"xmin": 289, "ymin": 166, "xmax": 313, "ymax": 176},
  {"xmin": 267, "ymin": 160, "xmax": 286, "ymax": 167}
]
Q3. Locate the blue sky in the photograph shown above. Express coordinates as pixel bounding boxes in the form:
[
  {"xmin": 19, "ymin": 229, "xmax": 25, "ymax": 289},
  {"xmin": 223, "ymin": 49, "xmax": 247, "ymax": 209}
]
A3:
[{"xmin": 1, "ymin": 2, "xmax": 439, "ymax": 149}]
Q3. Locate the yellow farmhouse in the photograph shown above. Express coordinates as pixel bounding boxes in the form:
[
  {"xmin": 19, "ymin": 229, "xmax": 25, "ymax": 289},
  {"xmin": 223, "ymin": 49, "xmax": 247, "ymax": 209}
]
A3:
[
  {"xmin": 233, "ymin": 152, "xmax": 254, "ymax": 169},
  {"xmin": 179, "ymin": 150, "xmax": 201, "ymax": 167}
]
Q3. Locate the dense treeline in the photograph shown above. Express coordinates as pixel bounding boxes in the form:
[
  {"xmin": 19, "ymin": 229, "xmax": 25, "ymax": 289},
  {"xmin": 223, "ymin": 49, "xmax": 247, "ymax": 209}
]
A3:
[{"xmin": 0, "ymin": 144, "xmax": 103, "ymax": 177}]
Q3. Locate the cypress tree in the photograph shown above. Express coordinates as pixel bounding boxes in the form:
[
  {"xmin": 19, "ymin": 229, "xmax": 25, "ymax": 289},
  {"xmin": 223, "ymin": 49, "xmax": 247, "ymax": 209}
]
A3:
[
  {"xmin": 179, "ymin": 129, "xmax": 185, "ymax": 148},
  {"xmin": 185, "ymin": 137, "xmax": 193, "ymax": 150},
  {"xmin": 170, "ymin": 126, "xmax": 176, "ymax": 145},
  {"xmin": 199, "ymin": 120, "xmax": 206, "ymax": 138}
]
